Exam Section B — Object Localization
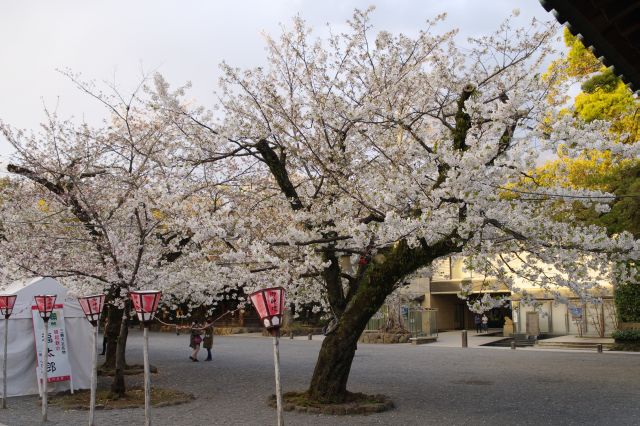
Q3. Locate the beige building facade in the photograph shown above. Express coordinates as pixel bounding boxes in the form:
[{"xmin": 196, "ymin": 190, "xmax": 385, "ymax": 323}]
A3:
[{"xmin": 400, "ymin": 257, "xmax": 617, "ymax": 337}]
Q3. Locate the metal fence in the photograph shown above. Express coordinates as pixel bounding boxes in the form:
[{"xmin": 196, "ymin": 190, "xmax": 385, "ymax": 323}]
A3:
[
  {"xmin": 406, "ymin": 308, "xmax": 438, "ymax": 338},
  {"xmin": 366, "ymin": 306, "xmax": 438, "ymax": 338}
]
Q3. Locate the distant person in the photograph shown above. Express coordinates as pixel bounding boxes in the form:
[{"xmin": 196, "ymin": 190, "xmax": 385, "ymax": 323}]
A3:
[
  {"xmin": 100, "ymin": 317, "xmax": 109, "ymax": 356},
  {"xmin": 203, "ymin": 317, "xmax": 214, "ymax": 361},
  {"xmin": 481, "ymin": 314, "xmax": 489, "ymax": 333},
  {"xmin": 474, "ymin": 314, "xmax": 482, "ymax": 333},
  {"xmin": 189, "ymin": 321, "xmax": 203, "ymax": 362}
]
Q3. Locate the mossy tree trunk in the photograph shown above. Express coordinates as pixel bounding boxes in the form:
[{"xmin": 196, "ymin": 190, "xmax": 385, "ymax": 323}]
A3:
[{"xmin": 307, "ymin": 238, "xmax": 458, "ymax": 403}]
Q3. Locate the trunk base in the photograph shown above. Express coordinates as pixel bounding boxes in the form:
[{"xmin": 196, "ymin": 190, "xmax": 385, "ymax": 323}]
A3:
[{"xmin": 268, "ymin": 391, "xmax": 394, "ymax": 415}]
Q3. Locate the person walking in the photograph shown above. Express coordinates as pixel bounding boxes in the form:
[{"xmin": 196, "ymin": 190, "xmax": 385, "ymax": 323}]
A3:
[
  {"xmin": 481, "ymin": 314, "xmax": 489, "ymax": 333},
  {"xmin": 203, "ymin": 318, "xmax": 214, "ymax": 361},
  {"xmin": 189, "ymin": 321, "xmax": 203, "ymax": 362},
  {"xmin": 99, "ymin": 317, "xmax": 109, "ymax": 355},
  {"xmin": 474, "ymin": 314, "xmax": 482, "ymax": 334}
]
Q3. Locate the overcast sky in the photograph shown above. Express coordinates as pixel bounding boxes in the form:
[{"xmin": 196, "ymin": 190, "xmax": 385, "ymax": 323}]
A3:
[{"xmin": 0, "ymin": 0, "xmax": 561, "ymax": 159}]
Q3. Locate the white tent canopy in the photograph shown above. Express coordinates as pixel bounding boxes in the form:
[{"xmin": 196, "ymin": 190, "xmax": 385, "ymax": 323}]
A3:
[{"xmin": 0, "ymin": 277, "xmax": 92, "ymax": 396}]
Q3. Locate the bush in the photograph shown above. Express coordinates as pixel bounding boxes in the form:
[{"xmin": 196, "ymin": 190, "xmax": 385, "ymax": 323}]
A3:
[
  {"xmin": 615, "ymin": 280, "xmax": 640, "ymax": 323},
  {"xmin": 611, "ymin": 329, "xmax": 640, "ymax": 342}
]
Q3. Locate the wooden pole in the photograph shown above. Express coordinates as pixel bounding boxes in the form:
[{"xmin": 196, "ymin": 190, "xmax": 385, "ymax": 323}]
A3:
[
  {"xmin": 42, "ymin": 319, "xmax": 49, "ymax": 422},
  {"xmin": 2, "ymin": 316, "xmax": 8, "ymax": 409},
  {"xmin": 143, "ymin": 326, "xmax": 151, "ymax": 426},
  {"xmin": 89, "ymin": 324, "xmax": 98, "ymax": 426},
  {"xmin": 272, "ymin": 331, "xmax": 283, "ymax": 426}
]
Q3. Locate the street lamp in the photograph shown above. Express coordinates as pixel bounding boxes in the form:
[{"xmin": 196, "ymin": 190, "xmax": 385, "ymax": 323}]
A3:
[
  {"xmin": 0, "ymin": 294, "xmax": 17, "ymax": 409},
  {"xmin": 34, "ymin": 294, "xmax": 57, "ymax": 423},
  {"xmin": 249, "ymin": 287, "xmax": 285, "ymax": 426},
  {"xmin": 78, "ymin": 294, "xmax": 105, "ymax": 426},
  {"xmin": 129, "ymin": 290, "xmax": 161, "ymax": 426}
]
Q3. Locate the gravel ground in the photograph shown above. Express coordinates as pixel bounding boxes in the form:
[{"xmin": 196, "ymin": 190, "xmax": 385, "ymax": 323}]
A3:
[{"xmin": 1, "ymin": 330, "xmax": 639, "ymax": 425}]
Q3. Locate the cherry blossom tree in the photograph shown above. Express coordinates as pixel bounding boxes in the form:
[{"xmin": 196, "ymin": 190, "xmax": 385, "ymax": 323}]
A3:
[
  {"xmin": 153, "ymin": 9, "xmax": 639, "ymax": 402},
  {"xmin": 0, "ymin": 76, "xmax": 234, "ymax": 396}
]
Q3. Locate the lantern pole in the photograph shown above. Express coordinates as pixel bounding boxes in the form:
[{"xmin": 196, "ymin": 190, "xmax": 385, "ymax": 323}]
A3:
[
  {"xmin": 2, "ymin": 313, "xmax": 8, "ymax": 409},
  {"xmin": 272, "ymin": 328, "xmax": 283, "ymax": 426},
  {"xmin": 249, "ymin": 287, "xmax": 285, "ymax": 426},
  {"xmin": 130, "ymin": 290, "xmax": 160, "ymax": 426},
  {"xmin": 41, "ymin": 317, "xmax": 49, "ymax": 423},
  {"xmin": 89, "ymin": 322, "xmax": 98, "ymax": 426},
  {"xmin": 78, "ymin": 294, "xmax": 105, "ymax": 426},
  {"xmin": 143, "ymin": 324, "xmax": 151, "ymax": 426},
  {"xmin": 1, "ymin": 295, "xmax": 16, "ymax": 409}
]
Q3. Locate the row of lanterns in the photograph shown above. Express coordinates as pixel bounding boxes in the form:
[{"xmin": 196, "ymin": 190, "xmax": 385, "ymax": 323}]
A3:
[{"xmin": 0, "ymin": 287, "xmax": 284, "ymax": 425}]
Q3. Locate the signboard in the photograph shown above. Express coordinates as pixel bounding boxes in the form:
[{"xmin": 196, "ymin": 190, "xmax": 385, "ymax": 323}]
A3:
[
  {"xmin": 264, "ymin": 288, "xmax": 282, "ymax": 314},
  {"xmin": 32, "ymin": 304, "xmax": 72, "ymax": 386},
  {"xmin": 569, "ymin": 307, "xmax": 583, "ymax": 320}
]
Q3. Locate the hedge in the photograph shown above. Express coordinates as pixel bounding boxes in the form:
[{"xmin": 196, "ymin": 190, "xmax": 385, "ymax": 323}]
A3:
[
  {"xmin": 615, "ymin": 280, "xmax": 640, "ymax": 323},
  {"xmin": 611, "ymin": 329, "xmax": 640, "ymax": 342}
]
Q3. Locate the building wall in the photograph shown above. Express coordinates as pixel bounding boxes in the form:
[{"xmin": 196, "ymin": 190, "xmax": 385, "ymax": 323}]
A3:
[
  {"xmin": 424, "ymin": 255, "xmax": 616, "ymax": 336},
  {"xmin": 429, "ymin": 294, "xmax": 458, "ymax": 330},
  {"xmin": 513, "ymin": 298, "xmax": 616, "ymax": 336}
]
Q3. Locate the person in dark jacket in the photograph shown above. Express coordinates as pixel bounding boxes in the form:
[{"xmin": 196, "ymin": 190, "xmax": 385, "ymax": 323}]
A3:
[
  {"xmin": 474, "ymin": 314, "xmax": 482, "ymax": 334},
  {"xmin": 203, "ymin": 317, "xmax": 214, "ymax": 361},
  {"xmin": 100, "ymin": 317, "xmax": 109, "ymax": 355},
  {"xmin": 189, "ymin": 322, "xmax": 203, "ymax": 362}
]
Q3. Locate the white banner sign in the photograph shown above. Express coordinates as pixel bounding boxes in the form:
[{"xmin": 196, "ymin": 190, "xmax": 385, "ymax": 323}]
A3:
[{"xmin": 32, "ymin": 304, "xmax": 72, "ymax": 384}]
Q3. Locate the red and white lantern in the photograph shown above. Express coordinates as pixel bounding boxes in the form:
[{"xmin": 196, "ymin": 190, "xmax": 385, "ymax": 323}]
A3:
[
  {"xmin": 78, "ymin": 294, "xmax": 106, "ymax": 326},
  {"xmin": 129, "ymin": 290, "xmax": 162, "ymax": 324},
  {"xmin": 0, "ymin": 294, "xmax": 17, "ymax": 318},
  {"xmin": 249, "ymin": 287, "xmax": 285, "ymax": 330},
  {"xmin": 34, "ymin": 294, "xmax": 57, "ymax": 322}
]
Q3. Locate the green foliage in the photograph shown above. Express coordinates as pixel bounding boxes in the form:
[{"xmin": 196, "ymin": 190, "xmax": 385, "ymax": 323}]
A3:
[
  {"xmin": 537, "ymin": 27, "xmax": 640, "ymax": 237},
  {"xmin": 565, "ymin": 164, "xmax": 640, "ymax": 238},
  {"xmin": 594, "ymin": 166, "xmax": 640, "ymax": 237},
  {"xmin": 615, "ymin": 278, "xmax": 640, "ymax": 323},
  {"xmin": 611, "ymin": 329, "xmax": 640, "ymax": 341},
  {"xmin": 562, "ymin": 28, "xmax": 602, "ymax": 78},
  {"xmin": 541, "ymin": 27, "xmax": 639, "ymax": 144},
  {"xmin": 581, "ymin": 68, "xmax": 619, "ymax": 93},
  {"xmin": 574, "ymin": 77, "xmax": 639, "ymax": 144}
]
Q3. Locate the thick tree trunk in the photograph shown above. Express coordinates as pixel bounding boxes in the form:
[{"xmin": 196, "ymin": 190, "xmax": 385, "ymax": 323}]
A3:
[
  {"xmin": 110, "ymin": 302, "xmax": 130, "ymax": 397},
  {"xmin": 308, "ymin": 239, "xmax": 459, "ymax": 402},
  {"xmin": 101, "ymin": 304, "xmax": 122, "ymax": 369},
  {"xmin": 307, "ymin": 306, "xmax": 377, "ymax": 402}
]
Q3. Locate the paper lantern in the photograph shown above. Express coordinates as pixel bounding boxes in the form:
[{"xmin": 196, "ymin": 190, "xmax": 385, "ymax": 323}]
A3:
[
  {"xmin": 34, "ymin": 294, "xmax": 57, "ymax": 322},
  {"xmin": 78, "ymin": 294, "xmax": 106, "ymax": 326},
  {"xmin": 129, "ymin": 290, "xmax": 162, "ymax": 324},
  {"xmin": 0, "ymin": 294, "xmax": 17, "ymax": 318},
  {"xmin": 249, "ymin": 287, "xmax": 285, "ymax": 330}
]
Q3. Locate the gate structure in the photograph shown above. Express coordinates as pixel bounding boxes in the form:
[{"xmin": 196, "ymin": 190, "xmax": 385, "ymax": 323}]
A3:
[{"xmin": 406, "ymin": 308, "xmax": 438, "ymax": 338}]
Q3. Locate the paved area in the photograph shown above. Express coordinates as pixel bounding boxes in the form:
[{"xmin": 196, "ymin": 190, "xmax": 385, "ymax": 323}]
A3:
[
  {"xmin": 540, "ymin": 335, "xmax": 615, "ymax": 345},
  {"xmin": 1, "ymin": 330, "xmax": 639, "ymax": 425},
  {"xmin": 427, "ymin": 329, "xmax": 506, "ymax": 347}
]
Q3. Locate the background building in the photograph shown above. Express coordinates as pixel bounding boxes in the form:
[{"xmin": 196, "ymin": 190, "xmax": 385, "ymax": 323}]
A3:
[{"xmin": 400, "ymin": 257, "xmax": 617, "ymax": 337}]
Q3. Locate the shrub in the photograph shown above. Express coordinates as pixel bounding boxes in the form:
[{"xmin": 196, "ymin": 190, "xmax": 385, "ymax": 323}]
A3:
[
  {"xmin": 614, "ymin": 279, "xmax": 640, "ymax": 323},
  {"xmin": 611, "ymin": 329, "xmax": 640, "ymax": 342}
]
